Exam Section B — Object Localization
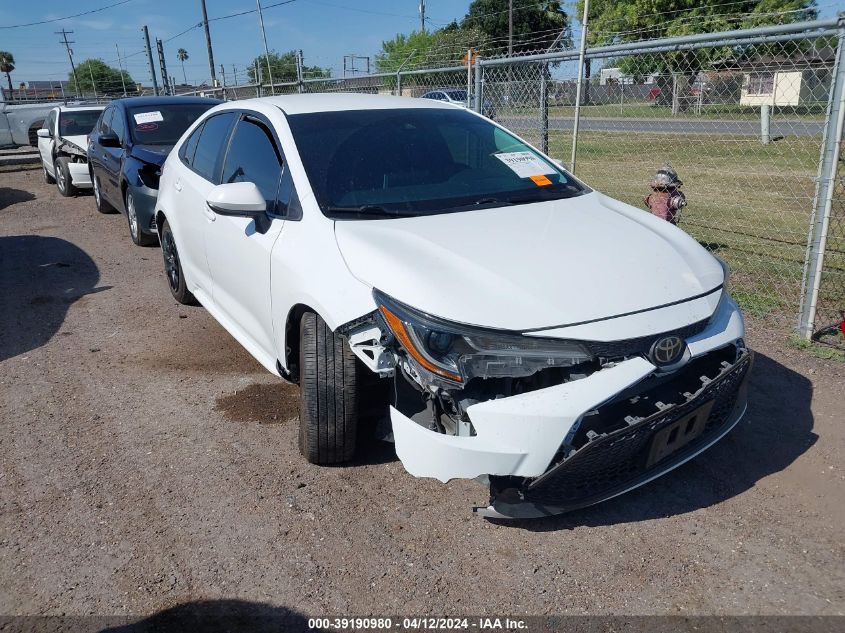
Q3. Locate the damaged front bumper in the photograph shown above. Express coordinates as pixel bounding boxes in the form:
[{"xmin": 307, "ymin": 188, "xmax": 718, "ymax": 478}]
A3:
[{"xmin": 387, "ymin": 295, "xmax": 751, "ymax": 518}]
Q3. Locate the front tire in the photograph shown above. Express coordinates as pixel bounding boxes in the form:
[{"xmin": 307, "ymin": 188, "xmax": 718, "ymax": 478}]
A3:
[
  {"xmin": 55, "ymin": 157, "xmax": 77, "ymax": 197},
  {"xmin": 298, "ymin": 312, "xmax": 359, "ymax": 465},
  {"xmin": 160, "ymin": 218, "xmax": 198, "ymax": 305},
  {"xmin": 126, "ymin": 189, "xmax": 157, "ymax": 246}
]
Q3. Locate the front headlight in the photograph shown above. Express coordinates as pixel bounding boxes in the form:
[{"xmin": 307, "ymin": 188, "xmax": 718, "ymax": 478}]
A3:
[{"xmin": 375, "ymin": 290, "xmax": 593, "ymax": 385}]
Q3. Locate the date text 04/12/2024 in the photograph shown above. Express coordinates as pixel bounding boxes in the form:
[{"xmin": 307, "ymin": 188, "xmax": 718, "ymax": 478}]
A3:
[{"xmin": 307, "ymin": 617, "xmax": 528, "ymax": 631}]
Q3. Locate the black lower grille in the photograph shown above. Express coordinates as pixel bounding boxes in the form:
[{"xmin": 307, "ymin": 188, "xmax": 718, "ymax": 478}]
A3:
[
  {"xmin": 582, "ymin": 319, "xmax": 709, "ymax": 360},
  {"xmin": 516, "ymin": 350, "xmax": 752, "ymax": 508}
]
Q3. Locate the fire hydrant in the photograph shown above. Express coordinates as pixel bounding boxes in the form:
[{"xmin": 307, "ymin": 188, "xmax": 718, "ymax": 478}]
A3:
[{"xmin": 644, "ymin": 164, "xmax": 687, "ymax": 225}]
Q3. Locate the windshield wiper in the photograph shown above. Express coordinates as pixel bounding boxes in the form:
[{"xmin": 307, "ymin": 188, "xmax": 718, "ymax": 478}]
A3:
[
  {"xmin": 325, "ymin": 204, "xmax": 411, "ymax": 218},
  {"xmin": 443, "ymin": 197, "xmax": 515, "ymax": 212}
]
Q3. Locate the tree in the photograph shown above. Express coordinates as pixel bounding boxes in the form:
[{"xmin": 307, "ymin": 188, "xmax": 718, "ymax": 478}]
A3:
[
  {"xmin": 0, "ymin": 51, "xmax": 15, "ymax": 99},
  {"xmin": 578, "ymin": 0, "xmax": 818, "ymax": 74},
  {"xmin": 247, "ymin": 50, "xmax": 328, "ymax": 84},
  {"xmin": 462, "ymin": 0, "xmax": 571, "ymax": 55},
  {"xmin": 69, "ymin": 59, "xmax": 134, "ymax": 95},
  {"xmin": 375, "ymin": 26, "xmax": 489, "ymax": 73},
  {"xmin": 176, "ymin": 48, "xmax": 189, "ymax": 85}
]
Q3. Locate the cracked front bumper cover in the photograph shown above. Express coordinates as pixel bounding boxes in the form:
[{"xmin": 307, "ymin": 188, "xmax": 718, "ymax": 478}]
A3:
[{"xmin": 477, "ymin": 348, "xmax": 752, "ymax": 519}]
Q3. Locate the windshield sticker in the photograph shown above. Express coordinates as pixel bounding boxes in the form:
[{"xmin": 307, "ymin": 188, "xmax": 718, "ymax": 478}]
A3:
[
  {"xmin": 494, "ymin": 151, "xmax": 556, "ymax": 178},
  {"xmin": 133, "ymin": 111, "xmax": 164, "ymax": 125},
  {"xmin": 136, "ymin": 122, "xmax": 159, "ymax": 132},
  {"xmin": 530, "ymin": 175, "xmax": 553, "ymax": 186}
]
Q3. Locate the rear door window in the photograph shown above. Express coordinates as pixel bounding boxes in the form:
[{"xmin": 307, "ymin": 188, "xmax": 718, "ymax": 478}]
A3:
[
  {"xmin": 179, "ymin": 122, "xmax": 204, "ymax": 167},
  {"xmin": 191, "ymin": 112, "xmax": 237, "ymax": 183},
  {"xmin": 221, "ymin": 117, "xmax": 283, "ymax": 211}
]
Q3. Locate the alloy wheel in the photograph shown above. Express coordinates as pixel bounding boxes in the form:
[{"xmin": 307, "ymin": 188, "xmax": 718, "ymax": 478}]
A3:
[{"xmin": 162, "ymin": 231, "xmax": 180, "ymax": 291}]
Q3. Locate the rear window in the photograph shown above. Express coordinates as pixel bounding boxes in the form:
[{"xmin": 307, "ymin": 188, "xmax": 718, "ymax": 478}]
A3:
[
  {"xmin": 128, "ymin": 103, "xmax": 217, "ymax": 146},
  {"xmin": 58, "ymin": 110, "xmax": 102, "ymax": 136}
]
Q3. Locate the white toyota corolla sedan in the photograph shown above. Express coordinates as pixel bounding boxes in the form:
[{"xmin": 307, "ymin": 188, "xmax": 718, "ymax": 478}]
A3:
[{"xmin": 155, "ymin": 94, "xmax": 752, "ymax": 519}]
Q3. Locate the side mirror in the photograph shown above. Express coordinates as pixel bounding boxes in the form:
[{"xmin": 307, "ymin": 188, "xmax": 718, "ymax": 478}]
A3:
[
  {"xmin": 99, "ymin": 133, "xmax": 120, "ymax": 148},
  {"xmin": 206, "ymin": 181, "xmax": 267, "ymax": 218},
  {"xmin": 36, "ymin": 128, "xmax": 51, "ymax": 138}
]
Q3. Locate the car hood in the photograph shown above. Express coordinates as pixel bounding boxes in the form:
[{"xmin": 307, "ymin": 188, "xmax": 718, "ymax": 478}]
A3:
[
  {"xmin": 62, "ymin": 134, "xmax": 89, "ymax": 151},
  {"xmin": 129, "ymin": 144, "xmax": 171, "ymax": 166},
  {"xmin": 334, "ymin": 192, "xmax": 724, "ymax": 331}
]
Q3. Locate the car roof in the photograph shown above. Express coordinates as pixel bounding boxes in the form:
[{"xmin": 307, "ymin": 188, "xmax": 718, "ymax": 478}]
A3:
[
  {"xmin": 56, "ymin": 104, "xmax": 106, "ymax": 112},
  {"xmin": 214, "ymin": 93, "xmax": 459, "ymax": 116},
  {"xmin": 111, "ymin": 95, "xmax": 223, "ymax": 109}
]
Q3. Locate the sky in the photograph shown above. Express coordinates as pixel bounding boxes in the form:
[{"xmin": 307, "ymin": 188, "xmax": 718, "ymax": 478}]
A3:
[
  {"xmin": 0, "ymin": 0, "xmax": 476, "ymax": 85},
  {"xmin": 1, "ymin": 1, "xmax": 840, "ymax": 87}
]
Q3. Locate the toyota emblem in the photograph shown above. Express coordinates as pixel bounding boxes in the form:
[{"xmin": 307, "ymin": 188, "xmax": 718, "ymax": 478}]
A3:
[{"xmin": 649, "ymin": 335, "xmax": 685, "ymax": 366}]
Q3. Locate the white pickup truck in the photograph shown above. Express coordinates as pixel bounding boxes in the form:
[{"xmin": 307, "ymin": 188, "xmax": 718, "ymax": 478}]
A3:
[{"xmin": 0, "ymin": 87, "xmax": 58, "ymax": 148}]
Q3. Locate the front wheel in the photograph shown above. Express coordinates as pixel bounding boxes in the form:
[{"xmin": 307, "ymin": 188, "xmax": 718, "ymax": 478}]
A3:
[
  {"xmin": 160, "ymin": 218, "xmax": 198, "ymax": 305},
  {"xmin": 298, "ymin": 312, "xmax": 360, "ymax": 464},
  {"xmin": 55, "ymin": 157, "xmax": 77, "ymax": 197}
]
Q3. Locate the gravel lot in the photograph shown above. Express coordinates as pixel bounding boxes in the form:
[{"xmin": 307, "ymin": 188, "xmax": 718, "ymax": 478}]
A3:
[{"xmin": 1, "ymin": 168, "xmax": 843, "ymax": 621}]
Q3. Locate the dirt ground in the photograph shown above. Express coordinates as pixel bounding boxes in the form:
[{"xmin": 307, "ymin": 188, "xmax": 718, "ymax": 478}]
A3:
[{"xmin": 1, "ymin": 168, "xmax": 843, "ymax": 621}]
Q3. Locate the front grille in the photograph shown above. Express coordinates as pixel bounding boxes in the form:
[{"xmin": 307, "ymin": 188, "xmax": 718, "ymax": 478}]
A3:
[
  {"xmin": 581, "ymin": 319, "xmax": 709, "ymax": 360},
  {"xmin": 517, "ymin": 350, "xmax": 751, "ymax": 508}
]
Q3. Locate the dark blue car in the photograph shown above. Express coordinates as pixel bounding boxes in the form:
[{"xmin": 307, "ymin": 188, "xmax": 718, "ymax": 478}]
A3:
[{"xmin": 87, "ymin": 96, "xmax": 222, "ymax": 246}]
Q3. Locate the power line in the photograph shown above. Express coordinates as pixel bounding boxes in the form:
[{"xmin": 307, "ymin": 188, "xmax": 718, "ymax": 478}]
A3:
[{"xmin": 1, "ymin": 0, "xmax": 135, "ymax": 29}]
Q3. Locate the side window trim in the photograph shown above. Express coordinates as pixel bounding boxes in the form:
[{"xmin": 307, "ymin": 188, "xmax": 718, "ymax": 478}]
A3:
[
  {"xmin": 220, "ymin": 109, "xmax": 300, "ymax": 220},
  {"xmin": 179, "ymin": 121, "xmax": 204, "ymax": 169}
]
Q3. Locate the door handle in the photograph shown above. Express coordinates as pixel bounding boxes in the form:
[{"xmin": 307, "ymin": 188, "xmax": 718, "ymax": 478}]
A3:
[
  {"xmin": 203, "ymin": 205, "xmax": 216, "ymax": 222},
  {"xmin": 174, "ymin": 180, "xmax": 182, "ymax": 192}
]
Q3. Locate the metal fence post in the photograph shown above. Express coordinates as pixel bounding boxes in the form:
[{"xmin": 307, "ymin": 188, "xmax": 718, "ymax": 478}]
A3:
[
  {"xmin": 540, "ymin": 64, "xmax": 549, "ymax": 155},
  {"xmin": 798, "ymin": 21, "xmax": 845, "ymax": 339},
  {"xmin": 570, "ymin": 0, "xmax": 590, "ymax": 174},
  {"xmin": 396, "ymin": 71, "xmax": 402, "ymax": 97},
  {"xmin": 474, "ymin": 59, "xmax": 483, "ymax": 114}
]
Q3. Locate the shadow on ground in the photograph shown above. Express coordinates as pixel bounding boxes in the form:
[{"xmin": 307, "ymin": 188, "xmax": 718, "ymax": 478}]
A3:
[
  {"xmin": 492, "ymin": 351, "xmax": 816, "ymax": 531},
  {"xmin": 0, "ymin": 187, "xmax": 35, "ymax": 211},
  {"xmin": 0, "ymin": 235, "xmax": 109, "ymax": 362},
  {"xmin": 99, "ymin": 599, "xmax": 320, "ymax": 633}
]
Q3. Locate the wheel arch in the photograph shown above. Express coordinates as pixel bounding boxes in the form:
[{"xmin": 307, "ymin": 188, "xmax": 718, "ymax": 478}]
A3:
[{"xmin": 280, "ymin": 303, "xmax": 320, "ymax": 383}]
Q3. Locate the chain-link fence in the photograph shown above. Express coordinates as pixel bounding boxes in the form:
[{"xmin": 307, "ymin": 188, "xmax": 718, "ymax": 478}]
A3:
[{"xmin": 181, "ymin": 17, "xmax": 845, "ymax": 347}]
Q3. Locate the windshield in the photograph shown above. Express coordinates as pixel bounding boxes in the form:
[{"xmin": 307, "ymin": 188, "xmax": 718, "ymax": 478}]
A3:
[
  {"xmin": 287, "ymin": 108, "xmax": 588, "ymax": 219},
  {"xmin": 128, "ymin": 103, "xmax": 216, "ymax": 145},
  {"xmin": 58, "ymin": 110, "xmax": 102, "ymax": 136}
]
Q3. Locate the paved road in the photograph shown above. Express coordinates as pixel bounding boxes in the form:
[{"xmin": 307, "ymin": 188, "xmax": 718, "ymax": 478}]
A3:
[{"xmin": 502, "ymin": 116, "xmax": 825, "ymax": 137}]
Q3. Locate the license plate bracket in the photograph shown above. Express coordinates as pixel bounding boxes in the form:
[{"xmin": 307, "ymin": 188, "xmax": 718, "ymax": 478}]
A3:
[{"xmin": 646, "ymin": 399, "xmax": 715, "ymax": 467}]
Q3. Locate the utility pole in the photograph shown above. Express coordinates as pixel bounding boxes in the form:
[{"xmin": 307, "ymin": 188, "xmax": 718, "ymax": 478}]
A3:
[
  {"xmin": 142, "ymin": 26, "xmax": 159, "ymax": 96},
  {"xmin": 199, "ymin": 0, "xmax": 217, "ymax": 87},
  {"xmin": 256, "ymin": 0, "xmax": 275, "ymax": 95},
  {"xmin": 296, "ymin": 50, "xmax": 303, "ymax": 93},
  {"xmin": 115, "ymin": 44, "xmax": 128, "ymax": 95},
  {"xmin": 232, "ymin": 64, "xmax": 238, "ymax": 86},
  {"xmin": 508, "ymin": 0, "xmax": 513, "ymax": 57},
  {"xmin": 220, "ymin": 63, "xmax": 227, "ymax": 99},
  {"xmin": 419, "ymin": 0, "xmax": 425, "ymax": 33},
  {"xmin": 156, "ymin": 38, "xmax": 171, "ymax": 95},
  {"xmin": 87, "ymin": 63, "xmax": 97, "ymax": 98},
  {"xmin": 56, "ymin": 29, "xmax": 80, "ymax": 97}
]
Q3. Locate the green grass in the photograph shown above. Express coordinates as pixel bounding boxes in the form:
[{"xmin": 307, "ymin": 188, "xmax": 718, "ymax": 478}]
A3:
[
  {"xmin": 544, "ymin": 101, "xmax": 827, "ymax": 121},
  {"xmin": 788, "ymin": 335, "xmax": 845, "ymax": 361},
  {"xmin": 532, "ymin": 130, "xmax": 845, "ymax": 328}
]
